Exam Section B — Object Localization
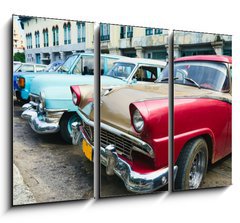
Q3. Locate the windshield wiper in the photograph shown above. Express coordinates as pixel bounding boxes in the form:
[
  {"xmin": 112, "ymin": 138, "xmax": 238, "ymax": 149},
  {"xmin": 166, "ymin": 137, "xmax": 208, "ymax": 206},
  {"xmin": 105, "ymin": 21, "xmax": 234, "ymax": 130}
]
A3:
[
  {"xmin": 155, "ymin": 77, "xmax": 179, "ymax": 83},
  {"xmin": 184, "ymin": 77, "xmax": 201, "ymax": 89}
]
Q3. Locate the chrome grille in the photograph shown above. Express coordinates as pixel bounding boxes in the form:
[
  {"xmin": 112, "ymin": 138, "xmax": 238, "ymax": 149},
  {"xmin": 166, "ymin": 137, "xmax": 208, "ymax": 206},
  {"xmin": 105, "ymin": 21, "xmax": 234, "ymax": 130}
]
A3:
[
  {"xmin": 82, "ymin": 121, "xmax": 133, "ymax": 160},
  {"xmin": 29, "ymin": 94, "xmax": 40, "ymax": 110},
  {"xmin": 101, "ymin": 129, "xmax": 133, "ymax": 160},
  {"xmin": 82, "ymin": 122, "xmax": 94, "ymax": 144}
]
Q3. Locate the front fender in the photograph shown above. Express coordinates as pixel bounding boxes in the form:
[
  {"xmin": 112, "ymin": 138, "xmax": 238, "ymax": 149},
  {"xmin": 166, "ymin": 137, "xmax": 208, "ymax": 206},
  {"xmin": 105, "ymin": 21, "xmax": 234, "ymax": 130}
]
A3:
[
  {"xmin": 174, "ymin": 128, "xmax": 215, "ymax": 163},
  {"xmin": 42, "ymin": 86, "xmax": 78, "ymax": 111}
]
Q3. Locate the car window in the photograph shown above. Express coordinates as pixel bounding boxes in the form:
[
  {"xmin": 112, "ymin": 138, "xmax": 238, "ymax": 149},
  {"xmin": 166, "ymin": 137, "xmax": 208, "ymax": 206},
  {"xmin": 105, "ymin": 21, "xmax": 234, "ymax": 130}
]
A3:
[
  {"xmin": 18, "ymin": 64, "xmax": 35, "ymax": 72},
  {"xmin": 59, "ymin": 55, "xmax": 79, "ymax": 73},
  {"xmin": 106, "ymin": 62, "xmax": 135, "ymax": 80},
  {"xmin": 133, "ymin": 66, "xmax": 160, "ymax": 82},
  {"xmin": 161, "ymin": 61, "xmax": 229, "ymax": 92},
  {"xmin": 100, "ymin": 57, "xmax": 119, "ymax": 75},
  {"xmin": 72, "ymin": 55, "xmax": 94, "ymax": 75}
]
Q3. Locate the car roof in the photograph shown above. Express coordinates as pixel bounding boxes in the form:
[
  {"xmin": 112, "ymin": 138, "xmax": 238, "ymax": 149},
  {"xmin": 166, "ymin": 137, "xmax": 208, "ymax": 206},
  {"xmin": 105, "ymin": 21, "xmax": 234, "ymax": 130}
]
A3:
[
  {"xmin": 175, "ymin": 55, "xmax": 232, "ymax": 64},
  {"xmin": 114, "ymin": 57, "xmax": 167, "ymax": 66},
  {"xmin": 71, "ymin": 52, "xmax": 125, "ymax": 59}
]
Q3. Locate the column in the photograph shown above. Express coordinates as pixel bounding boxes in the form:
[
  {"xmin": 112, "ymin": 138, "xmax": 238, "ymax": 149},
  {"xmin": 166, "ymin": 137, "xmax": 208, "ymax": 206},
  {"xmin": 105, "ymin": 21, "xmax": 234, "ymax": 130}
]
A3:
[
  {"xmin": 135, "ymin": 46, "xmax": 143, "ymax": 58},
  {"xmin": 211, "ymin": 40, "xmax": 224, "ymax": 55},
  {"xmin": 173, "ymin": 45, "xmax": 181, "ymax": 59}
]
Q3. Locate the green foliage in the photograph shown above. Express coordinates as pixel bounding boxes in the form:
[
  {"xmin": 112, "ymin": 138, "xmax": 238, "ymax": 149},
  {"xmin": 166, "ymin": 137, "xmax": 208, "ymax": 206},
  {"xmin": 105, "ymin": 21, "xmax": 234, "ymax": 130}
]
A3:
[{"xmin": 13, "ymin": 52, "xmax": 25, "ymax": 63}]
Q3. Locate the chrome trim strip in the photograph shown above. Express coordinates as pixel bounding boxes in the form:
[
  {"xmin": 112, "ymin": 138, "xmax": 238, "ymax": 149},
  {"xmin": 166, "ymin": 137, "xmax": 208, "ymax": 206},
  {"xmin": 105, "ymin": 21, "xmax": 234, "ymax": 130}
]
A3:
[
  {"xmin": 45, "ymin": 108, "xmax": 68, "ymax": 113},
  {"xmin": 77, "ymin": 109, "xmax": 155, "ymax": 158},
  {"xmin": 29, "ymin": 93, "xmax": 39, "ymax": 98}
]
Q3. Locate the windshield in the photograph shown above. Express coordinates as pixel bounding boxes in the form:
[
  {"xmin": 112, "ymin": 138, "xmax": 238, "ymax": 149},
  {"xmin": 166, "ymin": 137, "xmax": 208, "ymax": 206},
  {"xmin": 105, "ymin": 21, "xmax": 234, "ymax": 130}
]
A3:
[
  {"xmin": 45, "ymin": 62, "xmax": 62, "ymax": 72},
  {"xmin": 160, "ymin": 61, "xmax": 229, "ymax": 92},
  {"xmin": 15, "ymin": 64, "xmax": 35, "ymax": 72},
  {"xmin": 58, "ymin": 55, "xmax": 78, "ymax": 73},
  {"xmin": 106, "ymin": 62, "xmax": 135, "ymax": 80}
]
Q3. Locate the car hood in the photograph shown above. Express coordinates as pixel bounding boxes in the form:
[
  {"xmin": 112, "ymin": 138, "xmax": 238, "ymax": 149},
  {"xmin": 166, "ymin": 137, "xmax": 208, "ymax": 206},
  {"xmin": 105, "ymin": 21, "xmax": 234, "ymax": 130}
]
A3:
[
  {"xmin": 96, "ymin": 83, "xmax": 231, "ymax": 134},
  {"xmin": 19, "ymin": 71, "xmax": 58, "ymax": 79},
  {"xmin": 30, "ymin": 74, "xmax": 125, "ymax": 96}
]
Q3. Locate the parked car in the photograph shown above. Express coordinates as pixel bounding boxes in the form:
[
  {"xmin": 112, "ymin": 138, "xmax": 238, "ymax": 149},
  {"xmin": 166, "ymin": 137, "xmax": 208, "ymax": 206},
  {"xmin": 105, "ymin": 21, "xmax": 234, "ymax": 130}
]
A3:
[
  {"xmin": 13, "ymin": 62, "xmax": 47, "ymax": 100},
  {"xmin": 71, "ymin": 55, "xmax": 232, "ymax": 193},
  {"xmin": 44, "ymin": 60, "xmax": 63, "ymax": 72},
  {"xmin": 21, "ymin": 57, "xmax": 166, "ymax": 144}
]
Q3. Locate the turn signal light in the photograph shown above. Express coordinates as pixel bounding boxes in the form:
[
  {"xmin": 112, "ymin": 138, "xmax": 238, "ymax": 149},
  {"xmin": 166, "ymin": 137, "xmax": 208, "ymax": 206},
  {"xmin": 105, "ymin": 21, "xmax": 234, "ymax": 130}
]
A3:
[{"xmin": 18, "ymin": 77, "xmax": 25, "ymax": 88}]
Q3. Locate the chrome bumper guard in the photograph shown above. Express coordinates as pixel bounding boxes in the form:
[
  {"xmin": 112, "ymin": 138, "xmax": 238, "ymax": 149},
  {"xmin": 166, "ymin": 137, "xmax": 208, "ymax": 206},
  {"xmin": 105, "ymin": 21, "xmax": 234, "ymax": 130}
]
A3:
[
  {"xmin": 73, "ymin": 109, "xmax": 178, "ymax": 193},
  {"xmin": 21, "ymin": 104, "xmax": 60, "ymax": 134},
  {"xmin": 72, "ymin": 122, "xmax": 82, "ymax": 145}
]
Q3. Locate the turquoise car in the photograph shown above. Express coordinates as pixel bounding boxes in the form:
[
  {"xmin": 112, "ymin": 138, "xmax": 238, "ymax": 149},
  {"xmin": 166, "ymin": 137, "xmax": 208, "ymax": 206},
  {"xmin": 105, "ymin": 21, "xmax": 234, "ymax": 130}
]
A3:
[
  {"xmin": 21, "ymin": 57, "xmax": 166, "ymax": 144},
  {"xmin": 17, "ymin": 53, "xmax": 117, "ymax": 101}
]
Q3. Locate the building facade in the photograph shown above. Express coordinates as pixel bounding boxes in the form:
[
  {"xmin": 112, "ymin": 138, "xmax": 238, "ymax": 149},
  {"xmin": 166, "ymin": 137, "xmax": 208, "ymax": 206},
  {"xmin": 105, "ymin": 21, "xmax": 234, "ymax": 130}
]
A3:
[
  {"xmin": 100, "ymin": 24, "xmax": 232, "ymax": 61},
  {"xmin": 19, "ymin": 17, "xmax": 94, "ymax": 64},
  {"xmin": 18, "ymin": 17, "xmax": 232, "ymax": 64},
  {"xmin": 174, "ymin": 31, "xmax": 232, "ymax": 58},
  {"xmin": 100, "ymin": 24, "xmax": 169, "ymax": 60}
]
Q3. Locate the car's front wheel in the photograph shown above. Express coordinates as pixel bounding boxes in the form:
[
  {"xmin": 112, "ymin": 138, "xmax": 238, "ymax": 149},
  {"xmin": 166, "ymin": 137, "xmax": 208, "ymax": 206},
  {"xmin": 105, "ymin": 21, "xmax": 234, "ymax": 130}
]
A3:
[
  {"xmin": 60, "ymin": 112, "xmax": 81, "ymax": 144},
  {"xmin": 175, "ymin": 137, "xmax": 208, "ymax": 191}
]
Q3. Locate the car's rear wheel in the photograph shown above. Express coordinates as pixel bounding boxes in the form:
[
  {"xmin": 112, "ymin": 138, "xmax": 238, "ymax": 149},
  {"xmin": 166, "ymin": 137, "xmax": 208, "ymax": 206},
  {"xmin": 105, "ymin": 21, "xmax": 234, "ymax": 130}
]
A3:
[
  {"xmin": 174, "ymin": 137, "xmax": 208, "ymax": 191},
  {"xmin": 60, "ymin": 112, "xmax": 81, "ymax": 144}
]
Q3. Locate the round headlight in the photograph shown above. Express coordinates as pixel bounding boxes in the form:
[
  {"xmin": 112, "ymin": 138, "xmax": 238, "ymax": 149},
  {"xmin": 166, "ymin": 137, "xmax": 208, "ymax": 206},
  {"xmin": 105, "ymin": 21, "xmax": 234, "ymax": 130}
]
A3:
[
  {"xmin": 72, "ymin": 92, "xmax": 78, "ymax": 105},
  {"xmin": 133, "ymin": 109, "xmax": 144, "ymax": 132}
]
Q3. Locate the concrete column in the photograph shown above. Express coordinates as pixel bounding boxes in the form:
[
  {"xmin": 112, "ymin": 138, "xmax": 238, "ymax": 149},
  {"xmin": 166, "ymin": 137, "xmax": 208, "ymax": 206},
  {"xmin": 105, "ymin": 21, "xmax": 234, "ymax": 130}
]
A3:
[
  {"xmin": 173, "ymin": 45, "xmax": 181, "ymax": 59},
  {"xmin": 59, "ymin": 51, "xmax": 64, "ymax": 60},
  {"xmin": 165, "ymin": 44, "xmax": 169, "ymax": 62},
  {"xmin": 135, "ymin": 47, "xmax": 143, "ymax": 58},
  {"xmin": 211, "ymin": 41, "xmax": 224, "ymax": 55},
  {"xmin": 49, "ymin": 52, "xmax": 54, "ymax": 63}
]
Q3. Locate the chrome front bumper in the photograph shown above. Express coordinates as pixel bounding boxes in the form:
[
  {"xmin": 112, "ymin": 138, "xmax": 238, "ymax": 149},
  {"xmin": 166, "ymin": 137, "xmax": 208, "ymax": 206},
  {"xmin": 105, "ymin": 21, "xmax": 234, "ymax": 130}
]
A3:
[
  {"xmin": 101, "ymin": 144, "xmax": 178, "ymax": 193},
  {"xmin": 21, "ymin": 104, "xmax": 61, "ymax": 134},
  {"xmin": 72, "ymin": 110, "xmax": 178, "ymax": 193}
]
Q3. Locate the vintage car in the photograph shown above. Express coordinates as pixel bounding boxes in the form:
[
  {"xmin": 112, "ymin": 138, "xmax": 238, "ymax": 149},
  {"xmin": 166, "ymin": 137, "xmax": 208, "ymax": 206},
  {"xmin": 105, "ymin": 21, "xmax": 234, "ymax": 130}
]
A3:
[
  {"xmin": 21, "ymin": 57, "xmax": 166, "ymax": 144},
  {"xmin": 16, "ymin": 53, "xmax": 96, "ymax": 102},
  {"xmin": 44, "ymin": 60, "xmax": 63, "ymax": 72},
  {"xmin": 13, "ymin": 62, "xmax": 47, "ymax": 99},
  {"xmin": 71, "ymin": 55, "xmax": 232, "ymax": 192}
]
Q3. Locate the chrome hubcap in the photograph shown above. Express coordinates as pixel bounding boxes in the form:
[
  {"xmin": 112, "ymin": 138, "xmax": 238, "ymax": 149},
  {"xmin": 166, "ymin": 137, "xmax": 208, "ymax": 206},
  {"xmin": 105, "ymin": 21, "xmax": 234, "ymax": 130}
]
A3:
[{"xmin": 189, "ymin": 151, "xmax": 206, "ymax": 189}]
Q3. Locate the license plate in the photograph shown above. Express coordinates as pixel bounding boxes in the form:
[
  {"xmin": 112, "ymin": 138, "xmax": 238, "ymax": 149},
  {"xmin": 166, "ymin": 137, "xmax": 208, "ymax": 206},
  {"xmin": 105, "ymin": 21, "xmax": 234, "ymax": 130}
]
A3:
[{"xmin": 82, "ymin": 139, "xmax": 93, "ymax": 161}]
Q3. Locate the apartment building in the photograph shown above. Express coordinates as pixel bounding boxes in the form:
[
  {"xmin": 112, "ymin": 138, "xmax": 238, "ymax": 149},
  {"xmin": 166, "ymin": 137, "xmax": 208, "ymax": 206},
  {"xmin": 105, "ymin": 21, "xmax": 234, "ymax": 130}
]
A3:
[{"xmin": 19, "ymin": 16, "xmax": 94, "ymax": 64}]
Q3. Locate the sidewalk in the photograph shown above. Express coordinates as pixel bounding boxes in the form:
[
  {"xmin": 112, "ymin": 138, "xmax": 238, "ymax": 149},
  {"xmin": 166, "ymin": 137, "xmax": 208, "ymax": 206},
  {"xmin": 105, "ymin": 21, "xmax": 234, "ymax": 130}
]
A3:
[{"xmin": 13, "ymin": 164, "xmax": 36, "ymax": 206}]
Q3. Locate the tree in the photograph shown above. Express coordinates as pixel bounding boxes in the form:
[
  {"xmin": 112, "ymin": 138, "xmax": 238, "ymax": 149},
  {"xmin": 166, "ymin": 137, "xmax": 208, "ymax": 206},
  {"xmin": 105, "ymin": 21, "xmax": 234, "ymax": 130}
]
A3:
[{"xmin": 13, "ymin": 52, "xmax": 25, "ymax": 63}]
